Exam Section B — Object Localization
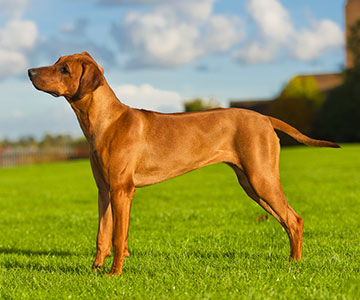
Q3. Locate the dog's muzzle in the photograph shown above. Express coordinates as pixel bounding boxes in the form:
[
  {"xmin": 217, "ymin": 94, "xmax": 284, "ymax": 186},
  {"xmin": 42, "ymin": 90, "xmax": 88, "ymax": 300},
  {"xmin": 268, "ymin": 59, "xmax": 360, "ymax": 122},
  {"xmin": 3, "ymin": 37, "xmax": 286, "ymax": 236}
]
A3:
[{"xmin": 28, "ymin": 68, "xmax": 38, "ymax": 80}]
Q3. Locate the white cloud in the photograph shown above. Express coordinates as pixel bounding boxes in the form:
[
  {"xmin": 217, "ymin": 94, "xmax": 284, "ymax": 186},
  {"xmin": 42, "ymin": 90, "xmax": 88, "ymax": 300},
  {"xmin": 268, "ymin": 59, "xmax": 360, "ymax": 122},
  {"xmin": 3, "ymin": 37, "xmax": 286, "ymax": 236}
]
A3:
[
  {"xmin": 0, "ymin": 49, "xmax": 27, "ymax": 77},
  {"xmin": 0, "ymin": 19, "xmax": 38, "ymax": 51},
  {"xmin": 112, "ymin": 0, "xmax": 245, "ymax": 68},
  {"xmin": 233, "ymin": 42, "xmax": 276, "ymax": 64},
  {"xmin": 118, "ymin": 11, "xmax": 203, "ymax": 68},
  {"xmin": 113, "ymin": 0, "xmax": 342, "ymax": 68},
  {"xmin": 0, "ymin": 20, "xmax": 38, "ymax": 79},
  {"xmin": 234, "ymin": 0, "xmax": 343, "ymax": 64},
  {"xmin": 156, "ymin": 0, "xmax": 214, "ymax": 24},
  {"xmin": 0, "ymin": 0, "xmax": 28, "ymax": 18},
  {"xmin": 0, "ymin": 0, "xmax": 38, "ymax": 80},
  {"xmin": 247, "ymin": 0, "xmax": 294, "ymax": 44},
  {"xmin": 113, "ymin": 84, "xmax": 183, "ymax": 112},
  {"xmin": 202, "ymin": 16, "xmax": 245, "ymax": 53},
  {"xmin": 292, "ymin": 20, "xmax": 344, "ymax": 61},
  {"xmin": 59, "ymin": 19, "xmax": 88, "ymax": 37}
]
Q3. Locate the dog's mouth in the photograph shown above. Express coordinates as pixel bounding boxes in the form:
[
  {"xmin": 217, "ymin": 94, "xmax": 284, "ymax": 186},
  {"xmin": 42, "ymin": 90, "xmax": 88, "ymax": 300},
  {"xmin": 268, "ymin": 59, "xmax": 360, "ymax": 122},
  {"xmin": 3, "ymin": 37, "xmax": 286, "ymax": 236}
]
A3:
[
  {"xmin": 45, "ymin": 90, "xmax": 60, "ymax": 97},
  {"xmin": 29, "ymin": 81, "xmax": 60, "ymax": 98}
]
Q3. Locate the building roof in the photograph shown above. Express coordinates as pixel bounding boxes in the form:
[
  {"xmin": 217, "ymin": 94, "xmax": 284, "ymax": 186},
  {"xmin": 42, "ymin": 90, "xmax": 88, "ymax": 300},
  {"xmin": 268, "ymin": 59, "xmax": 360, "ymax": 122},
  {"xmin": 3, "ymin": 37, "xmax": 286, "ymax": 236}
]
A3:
[{"xmin": 298, "ymin": 73, "xmax": 343, "ymax": 94}]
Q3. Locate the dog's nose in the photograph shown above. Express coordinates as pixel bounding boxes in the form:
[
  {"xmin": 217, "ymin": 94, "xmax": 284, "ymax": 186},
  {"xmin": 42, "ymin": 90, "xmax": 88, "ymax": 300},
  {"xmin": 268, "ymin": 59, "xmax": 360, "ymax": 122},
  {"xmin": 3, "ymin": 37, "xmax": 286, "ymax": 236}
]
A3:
[{"xmin": 28, "ymin": 68, "xmax": 38, "ymax": 78}]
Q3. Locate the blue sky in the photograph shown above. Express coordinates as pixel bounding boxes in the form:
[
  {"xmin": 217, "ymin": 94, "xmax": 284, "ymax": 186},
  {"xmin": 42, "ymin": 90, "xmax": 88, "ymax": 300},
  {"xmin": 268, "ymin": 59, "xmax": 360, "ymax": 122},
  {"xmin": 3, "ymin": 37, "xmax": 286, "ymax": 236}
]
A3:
[{"xmin": 0, "ymin": 0, "xmax": 345, "ymax": 138}]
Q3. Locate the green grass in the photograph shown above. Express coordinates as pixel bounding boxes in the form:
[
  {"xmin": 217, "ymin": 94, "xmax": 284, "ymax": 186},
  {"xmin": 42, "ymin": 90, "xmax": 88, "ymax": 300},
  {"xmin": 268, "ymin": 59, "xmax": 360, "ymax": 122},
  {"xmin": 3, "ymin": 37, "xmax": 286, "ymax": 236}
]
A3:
[{"xmin": 0, "ymin": 145, "xmax": 359, "ymax": 299}]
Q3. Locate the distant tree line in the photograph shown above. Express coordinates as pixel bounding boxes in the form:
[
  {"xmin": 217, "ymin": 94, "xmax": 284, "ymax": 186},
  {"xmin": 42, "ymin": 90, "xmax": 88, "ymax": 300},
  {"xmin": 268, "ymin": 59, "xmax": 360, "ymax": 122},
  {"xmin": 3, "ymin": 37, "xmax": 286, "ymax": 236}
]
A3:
[{"xmin": 0, "ymin": 134, "xmax": 87, "ymax": 149}]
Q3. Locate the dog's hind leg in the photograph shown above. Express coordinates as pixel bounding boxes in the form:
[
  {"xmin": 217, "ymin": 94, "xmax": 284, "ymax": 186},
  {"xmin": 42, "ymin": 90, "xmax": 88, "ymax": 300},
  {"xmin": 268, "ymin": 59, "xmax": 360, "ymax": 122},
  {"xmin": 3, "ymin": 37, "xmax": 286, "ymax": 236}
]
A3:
[{"xmin": 228, "ymin": 162, "xmax": 303, "ymax": 261}]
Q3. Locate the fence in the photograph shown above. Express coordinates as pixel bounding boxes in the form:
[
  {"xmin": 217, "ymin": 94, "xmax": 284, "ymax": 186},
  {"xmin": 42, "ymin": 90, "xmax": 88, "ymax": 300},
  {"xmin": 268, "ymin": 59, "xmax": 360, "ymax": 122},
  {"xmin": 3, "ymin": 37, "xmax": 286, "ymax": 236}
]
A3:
[{"xmin": 0, "ymin": 145, "xmax": 89, "ymax": 168}]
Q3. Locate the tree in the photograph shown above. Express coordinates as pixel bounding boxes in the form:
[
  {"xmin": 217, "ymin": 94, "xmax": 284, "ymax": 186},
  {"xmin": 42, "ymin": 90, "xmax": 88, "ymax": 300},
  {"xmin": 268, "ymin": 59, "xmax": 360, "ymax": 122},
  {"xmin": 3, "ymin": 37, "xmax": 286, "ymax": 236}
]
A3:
[
  {"xmin": 317, "ymin": 72, "xmax": 360, "ymax": 142},
  {"xmin": 267, "ymin": 76, "xmax": 324, "ymax": 145},
  {"xmin": 280, "ymin": 76, "xmax": 324, "ymax": 108},
  {"xmin": 0, "ymin": 138, "xmax": 10, "ymax": 148},
  {"xmin": 184, "ymin": 98, "xmax": 220, "ymax": 112},
  {"xmin": 348, "ymin": 20, "xmax": 360, "ymax": 69},
  {"xmin": 317, "ymin": 20, "xmax": 360, "ymax": 142}
]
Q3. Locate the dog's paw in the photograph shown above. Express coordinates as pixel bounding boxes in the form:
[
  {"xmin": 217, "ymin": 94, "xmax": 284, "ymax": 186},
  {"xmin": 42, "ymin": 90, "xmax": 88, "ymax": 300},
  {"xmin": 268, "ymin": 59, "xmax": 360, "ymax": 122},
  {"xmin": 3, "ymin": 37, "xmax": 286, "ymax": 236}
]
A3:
[
  {"xmin": 107, "ymin": 267, "xmax": 122, "ymax": 276},
  {"xmin": 91, "ymin": 261, "xmax": 104, "ymax": 272}
]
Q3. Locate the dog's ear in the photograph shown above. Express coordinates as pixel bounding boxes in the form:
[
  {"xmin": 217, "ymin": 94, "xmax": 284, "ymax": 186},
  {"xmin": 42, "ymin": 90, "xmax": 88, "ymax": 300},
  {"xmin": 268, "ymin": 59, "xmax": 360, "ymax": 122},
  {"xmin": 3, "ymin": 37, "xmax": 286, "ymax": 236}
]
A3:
[
  {"xmin": 73, "ymin": 62, "xmax": 104, "ymax": 100},
  {"xmin": 80, "ymin": 52, "xmax": 104, "ymax": 74},
  {"xmin": 81, "ymin": 51, "xmax": 92, "ymax": 58}
]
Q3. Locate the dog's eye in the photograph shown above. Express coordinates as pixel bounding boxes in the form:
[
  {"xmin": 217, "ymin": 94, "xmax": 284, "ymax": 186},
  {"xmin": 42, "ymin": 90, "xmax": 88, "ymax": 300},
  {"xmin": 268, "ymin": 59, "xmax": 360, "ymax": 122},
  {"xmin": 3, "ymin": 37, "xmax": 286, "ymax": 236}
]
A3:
[{"xmin": 60, "ymin": 66, "xmax": 70, "ymax": 74}]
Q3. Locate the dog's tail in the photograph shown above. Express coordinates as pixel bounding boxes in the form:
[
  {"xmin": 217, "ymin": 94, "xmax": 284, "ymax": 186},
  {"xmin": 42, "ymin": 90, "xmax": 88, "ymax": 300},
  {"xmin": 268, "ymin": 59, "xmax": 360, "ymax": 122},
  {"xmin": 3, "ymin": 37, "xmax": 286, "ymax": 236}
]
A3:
[{"xmin": 268, "ymin": 116, "xmax": 340, "ymax": 148}]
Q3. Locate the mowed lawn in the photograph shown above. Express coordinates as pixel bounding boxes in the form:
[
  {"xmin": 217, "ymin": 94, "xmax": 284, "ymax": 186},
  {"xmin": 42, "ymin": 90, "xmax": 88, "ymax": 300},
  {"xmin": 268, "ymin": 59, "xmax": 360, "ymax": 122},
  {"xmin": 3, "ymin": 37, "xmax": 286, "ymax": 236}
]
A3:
[{"xmin": 0, "ymin": 145, "xmax": 359, "ymax": 299}]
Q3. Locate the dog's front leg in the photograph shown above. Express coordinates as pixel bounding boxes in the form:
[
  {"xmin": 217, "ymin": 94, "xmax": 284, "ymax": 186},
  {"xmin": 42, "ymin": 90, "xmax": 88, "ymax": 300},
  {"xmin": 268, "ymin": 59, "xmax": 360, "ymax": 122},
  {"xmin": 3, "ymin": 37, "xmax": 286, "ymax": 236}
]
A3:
[
  {"xmin": 108, "ymin": 183, "xmax": 135, "ymax": 276},
  {"xmin": 90, "ymin": 154, "xmax": 113, "ymax": 271},
  {"xmin": 92, "ymin": 189, "xmax": 113, "ymax": 270}
]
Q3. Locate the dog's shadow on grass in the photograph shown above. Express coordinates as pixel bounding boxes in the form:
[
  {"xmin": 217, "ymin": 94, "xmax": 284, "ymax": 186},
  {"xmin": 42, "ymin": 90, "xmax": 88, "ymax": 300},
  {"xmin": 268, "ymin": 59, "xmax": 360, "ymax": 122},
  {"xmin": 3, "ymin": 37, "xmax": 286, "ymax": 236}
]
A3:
[{"xmin": 0, "ymin": 246, "xmax": 94, "ymax": 274}]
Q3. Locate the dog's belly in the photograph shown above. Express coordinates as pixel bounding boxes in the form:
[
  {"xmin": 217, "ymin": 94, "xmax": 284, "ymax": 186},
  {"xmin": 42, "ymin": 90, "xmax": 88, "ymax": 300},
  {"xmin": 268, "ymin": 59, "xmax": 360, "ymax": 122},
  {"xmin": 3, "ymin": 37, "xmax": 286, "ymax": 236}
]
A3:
[{"xmin": 133, "ymin": 148, "xmax": 236, "ymax": 187}]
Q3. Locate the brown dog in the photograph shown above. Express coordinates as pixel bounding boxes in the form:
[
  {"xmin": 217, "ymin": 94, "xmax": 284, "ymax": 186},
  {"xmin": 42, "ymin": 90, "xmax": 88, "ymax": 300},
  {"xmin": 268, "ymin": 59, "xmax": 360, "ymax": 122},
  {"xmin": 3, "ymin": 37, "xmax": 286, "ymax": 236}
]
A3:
[{"xmin": 28, "ymin": 52, "xmax": 339, "ymax": 276}]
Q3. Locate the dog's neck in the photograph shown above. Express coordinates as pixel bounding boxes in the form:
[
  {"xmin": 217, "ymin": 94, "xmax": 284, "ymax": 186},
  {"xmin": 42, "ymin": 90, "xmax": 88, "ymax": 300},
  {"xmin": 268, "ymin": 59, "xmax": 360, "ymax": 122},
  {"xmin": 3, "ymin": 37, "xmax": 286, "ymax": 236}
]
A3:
[{"xmin": 69, "ymin": 82, "xmax": 129, "ymax": 146}]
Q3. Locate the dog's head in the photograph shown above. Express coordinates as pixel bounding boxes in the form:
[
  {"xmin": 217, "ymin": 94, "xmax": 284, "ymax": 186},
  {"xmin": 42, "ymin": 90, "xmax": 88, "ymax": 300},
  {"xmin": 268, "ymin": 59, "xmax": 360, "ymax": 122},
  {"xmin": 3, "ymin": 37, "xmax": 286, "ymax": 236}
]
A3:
[{"xmin": 28, "ymin": 52, "xmax": 104, "ymax": 102}]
